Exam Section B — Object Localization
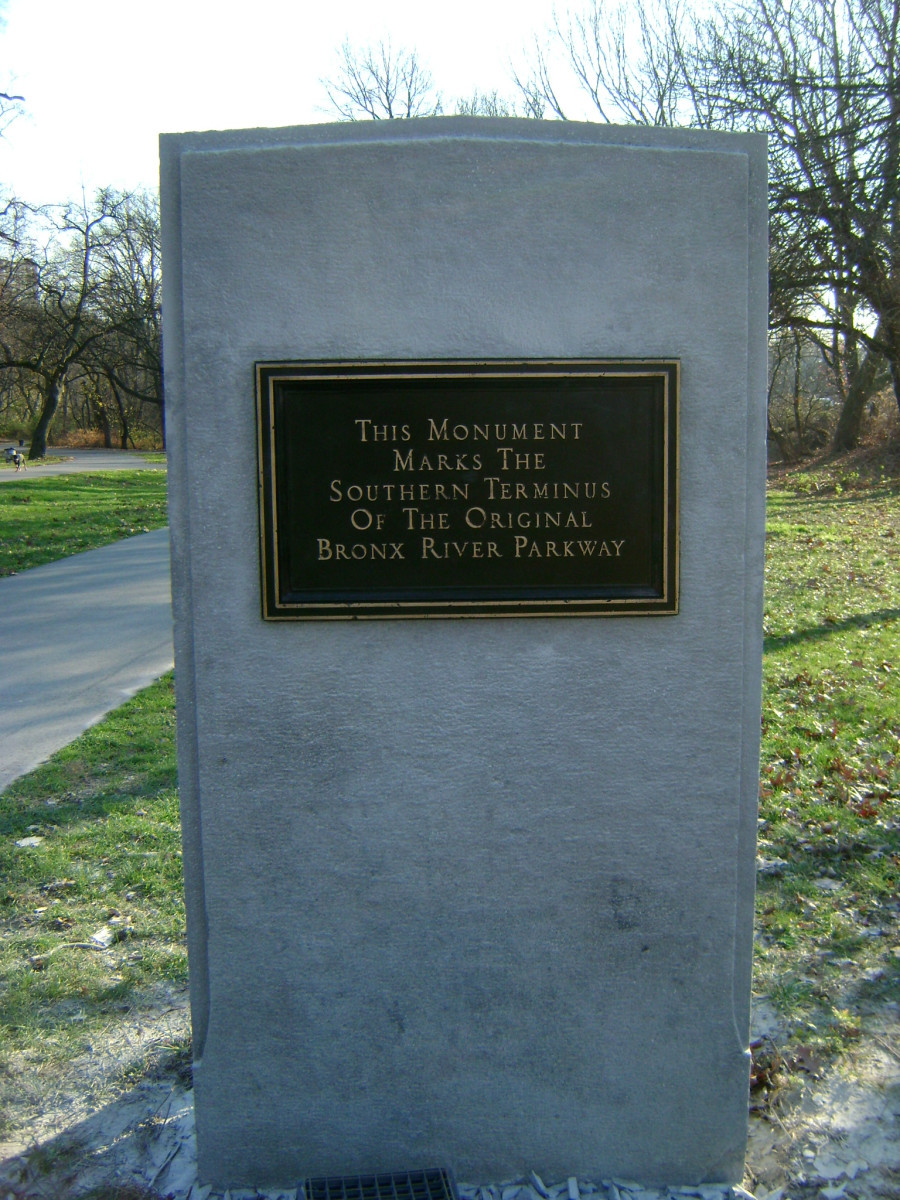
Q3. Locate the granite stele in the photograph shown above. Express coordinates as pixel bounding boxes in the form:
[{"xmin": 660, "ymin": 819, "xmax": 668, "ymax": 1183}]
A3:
[{"xmin": 160, "ymin": 119, "xmax": 767, "ymax": 1192}]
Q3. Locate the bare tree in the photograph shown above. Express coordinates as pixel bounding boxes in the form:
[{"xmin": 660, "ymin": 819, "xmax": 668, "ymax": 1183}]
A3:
[
  {"xmin": 696, "ymin": 0, "xmax": 900, "ymax": 446},
  {"xmin": 0, "ymin": 190, "xmax": 164, "ymax": 455},
  {"xmin": 513, "ymin": 0, "xmax": 900, "ymax": 449},
  {"xmin": 0, "ymin": 194, "xmax": 124, "ymax": 457},
  {"xmin": 513, "ymin": 0, "xmax": 698, "ymax": 125},
  {"xmin": 91, "ymin": 190, "xmax": 164, "ymax": 446},
  {"xmin": 767, "ymin": 328, "xmax": 849, "ymax": 459},
  {"xmin": 0, "ymin": 87, "xmax": 23, "ymax": 134},
  {"xmin": 455, "ymin": 90, "xmax": 523, "ymax": 118},
  {"xmin": 0, "ymin": 0, "xmax": 24, "ymax": 134},
  {"xmin": 323, "ymin": 40, "xmax": 443, "ymax": 120}
]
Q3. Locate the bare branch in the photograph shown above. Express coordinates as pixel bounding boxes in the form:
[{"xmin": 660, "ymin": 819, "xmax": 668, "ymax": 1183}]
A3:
[
  {"xmin": 322, "ymin": 40, "xmax": 442, "ymax": 120},
  {"xmin": 455, "ymin": 90, "xmax": 522, "ymax": 118}
]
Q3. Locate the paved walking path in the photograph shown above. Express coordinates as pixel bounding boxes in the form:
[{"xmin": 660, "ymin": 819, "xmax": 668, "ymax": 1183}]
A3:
[
  {"xmin": 0, "ymin": 446, "xmax": 166, "ymax": 481},
  {"xmin": 0, "ymin": 528, "xmax": 174, "ymax": 792}
]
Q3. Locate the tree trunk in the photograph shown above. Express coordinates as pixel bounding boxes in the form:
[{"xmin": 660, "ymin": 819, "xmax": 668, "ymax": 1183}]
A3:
[
  {"xmin": 886, "ymin": 315, "xmax": 900, "ymax": 423},
  {"xmin": 29, "ymin": 375, "xmax": 65, "ymax": 459},
  {"xmin": 97, "ymin": 402, "xmax": 113, "ymax": 449},
  {"xmin": 890, "ymin": 354, "xmax": 900, "ymax": 424},
  {"xmin": 791, "ymin": 332, "xmax": 804, "ymax": 449},
  {"xmin": 767, "ymin": 411, "xmax": 794, "ymax": 463},
  {"xmin": 832, "ymin": 345, "xmax": 882, "ymax": 452},
  {"xmin": 108, "ymin": 377, "xmax": 131, "ymax": 449}
]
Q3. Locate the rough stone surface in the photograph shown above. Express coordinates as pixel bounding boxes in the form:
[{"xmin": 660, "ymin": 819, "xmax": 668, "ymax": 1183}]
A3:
[{"xmin": 160, "ymin": 119, "xmax": 767, "ymax": 1189}]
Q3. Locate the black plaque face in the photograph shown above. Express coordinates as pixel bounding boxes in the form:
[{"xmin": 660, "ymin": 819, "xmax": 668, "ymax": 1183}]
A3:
[{"xmin": 256, "ymin": 360, "xmax": 678, "ymax": 619}]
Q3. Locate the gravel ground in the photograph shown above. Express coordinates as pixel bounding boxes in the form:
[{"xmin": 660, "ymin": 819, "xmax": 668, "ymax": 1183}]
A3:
[{"xmin": 0, "ymin": 992, "xmax": 896, "ymax": 1200}]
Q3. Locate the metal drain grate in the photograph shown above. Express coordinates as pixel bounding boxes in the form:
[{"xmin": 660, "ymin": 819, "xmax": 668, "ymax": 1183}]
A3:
[{"xmin": 304, "ymin": 1167, "xmax": 458, "ymax": 1200}]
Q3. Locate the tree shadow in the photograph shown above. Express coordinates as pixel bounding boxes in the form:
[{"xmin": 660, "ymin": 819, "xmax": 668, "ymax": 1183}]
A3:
[
  {"xmin": 0, "ymin": 1075, "xmax": 197, "ymax": 1200},
  {"xmin": 765, "ymin": 607, "xmax": 900, "ymax": 652}
]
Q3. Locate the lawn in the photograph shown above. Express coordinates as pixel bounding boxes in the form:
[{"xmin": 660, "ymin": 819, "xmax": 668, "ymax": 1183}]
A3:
[
  {"xmin": 0, "ymin": 675, "xmax": 184, "ymax": 1137},
  {"xmin": 0, "ymin": 472, "xmax": 168, "ymax": 577},
  {"xmin": 756, "ymin": 460, "xmax": 900, "ymax": 1063},
  {"xmin": 0, "ymin": 453, "xmax": 897, "ymax": 1135}
]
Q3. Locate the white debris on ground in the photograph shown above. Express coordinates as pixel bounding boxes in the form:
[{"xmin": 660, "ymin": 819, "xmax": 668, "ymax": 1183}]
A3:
[
  {"xmin": 0, "ymin": 998, "xmax": 897, "ymax": 1200},
  {"xmin": 456, "ymin": 1176, "xmax": 754, "ymax": 1200},
  {"xmin": 0, "ymin": 1086, "xmax": 756, "ymax": 1200},
  {"xmin": 0, "ymin": 1112, "xmax": 756, "ymax": 1200},
  {"xmin": 742, "ymin": 1012, "xmax": 900, "ymax": 1200}
]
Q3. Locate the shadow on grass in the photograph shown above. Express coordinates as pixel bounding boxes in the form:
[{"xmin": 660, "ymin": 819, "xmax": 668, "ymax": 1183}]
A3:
[
  {"xmin": 0, "ymin": 770, "xmax": 178, "ymax": 840},
  {"xmin": 764, "ymin": 606, "xmax": 900, "ymax": 652}
]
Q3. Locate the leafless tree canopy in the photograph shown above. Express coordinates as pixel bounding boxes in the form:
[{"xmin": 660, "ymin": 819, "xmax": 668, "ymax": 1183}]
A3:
[
  {"xmin": 513, "ymin": 0, "xmax": 697, "ymax": 125},
  {"xmin": 0, "ymin": 84, "xmax": 24, "ymax": 134},
  {"xmin": 0, "ymin": 191, "xmax": 163, "ymax": 456},
  {"xmin": 455, "ymin": 89, "xmax": 522, "ymax": 118},
  {"xmin": 0, "ymin": 0, "xmax": 25, "ymax": 135},
  {"xmin": 323, "ymin": 40, "xmax": 443, "ymax": 120},
  {"xmin": 3, "ymin": 3, "xmax": 899, "ymax": 455},
  {"xmin": 512, "ymin": 0, "xmax": 900, "ymax": 449}
]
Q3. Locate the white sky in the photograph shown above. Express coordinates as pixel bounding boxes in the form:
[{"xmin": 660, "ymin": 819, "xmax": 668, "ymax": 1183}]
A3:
[{"xmin": 0, "ymin": 0, "xmax": 583, "ymax": 205}]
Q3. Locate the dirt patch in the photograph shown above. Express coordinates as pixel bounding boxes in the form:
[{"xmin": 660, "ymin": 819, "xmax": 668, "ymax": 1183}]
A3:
[
  {"xmin": 0, "ymin": 991, "xmax": 897, "ymax": 1200},
  {"xmin": 0, "ymin": 982, "xmax": 190, "ymax": 1160},
  {"xmin": 744, "ymin": 1009, "xmax": 900, "ymax": 1199}
]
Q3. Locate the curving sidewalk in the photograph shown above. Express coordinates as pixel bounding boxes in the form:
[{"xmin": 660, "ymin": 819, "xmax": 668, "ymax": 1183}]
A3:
[{"xmin": 0, "ymin": 528, "xmax": 174, "ymax": 792}]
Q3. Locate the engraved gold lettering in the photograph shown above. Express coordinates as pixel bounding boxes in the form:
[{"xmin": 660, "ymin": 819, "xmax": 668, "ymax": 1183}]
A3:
[
  {"xmin": 403, "ymin": 507, "xmax": 450, "ymax": 531},
  {"xmin": 512, "ymin": 537, "xmax": 622, "ymax": 558},
  {"xmin": 427, "ymin": 421, "xmax": 584, "ymax": 442},
  {"xmin": 468, "ymin": 509, "xmax": 592, "ymax": 530},
  {"xmin": 350, "ymin": 508, "xmax": 387, "ymax": 531},
  {"xmin": 483, "ymin": 478, "xmax": 606, "ymax": 500},
  {"xmin": 355, "ymin": 419, "xmax": 411, "ymax": 442},
  {"xmin": 317, "ymin": 538, "xmax": 405, "ymax": 560},
  {"xmin": 495, "ymin": 448, "xmax": 546, "ymax": 470},
  {"xmin": 421, "ymin": 538, "xmax": 502, "ymax": 558},
  {"xmin": 394, "ymin": 449, "xmax": 481, "ymax": 471}
]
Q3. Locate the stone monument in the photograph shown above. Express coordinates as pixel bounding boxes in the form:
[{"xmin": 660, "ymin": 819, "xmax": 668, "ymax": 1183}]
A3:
[{"xmin": 160, "ymin": 118, "xmax": 767, "ymax": 1191}]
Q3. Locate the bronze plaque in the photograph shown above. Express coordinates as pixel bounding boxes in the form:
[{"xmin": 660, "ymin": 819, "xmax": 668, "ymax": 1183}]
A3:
[{"xmin": 256, "ymin": 360, "xmax": 678, "ymax": 619}]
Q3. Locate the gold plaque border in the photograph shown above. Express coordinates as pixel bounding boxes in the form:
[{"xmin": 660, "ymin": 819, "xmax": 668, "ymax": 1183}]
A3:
[{"xmin": 256, "ymin": 359, "xmax": 679, "ymax": 620}]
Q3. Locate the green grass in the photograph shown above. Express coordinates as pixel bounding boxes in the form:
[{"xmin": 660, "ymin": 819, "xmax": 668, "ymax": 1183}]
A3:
[
  {"xmin": 757, "ymin": 467, "xmax": 900, "ymax": 1055},
  {"xmin": 0, "ymin": 472, "xmax": 168, "ymax": 576},
  {"xmin": 0, "ymin": 675, "xmax": 185, "ymax": 1081}
]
